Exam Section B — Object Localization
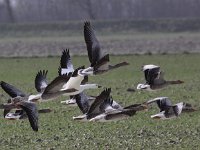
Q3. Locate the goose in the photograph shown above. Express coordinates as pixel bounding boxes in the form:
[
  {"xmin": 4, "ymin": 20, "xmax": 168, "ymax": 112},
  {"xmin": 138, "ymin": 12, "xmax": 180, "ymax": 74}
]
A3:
[
  {"xmin": 4, "ymin": 108, "xmax": 52, "ymax": 120},
  {"xmin": 0, "ymin": 72, "xmax": 51, "ymax": 119},
  {"xmin": 82, "ymin": 21, "xmax": 129, "ymax": 75},
  {"xmin": 58, "ymin": 49, "xmax": 89, "ymax": 105},
  {"xmin": 41, "ymin": 66, "xmax": 101, "ymax": 100},
  {"xmin": 73, "ymin": 88, "xmax": 148, "ymax": 122},
  {"xmin": 147, "ymin": 97, "xmax": 184, "ymax": 119},
  {"xmin": 1, "ymin": 70, "xmax": 49, "ymax": 102},
  {"xmin": 0, "ymin": 96, "xmax": 38, "ymax": 131},
  {"xmin": 137, "ymin": 64, "xmax": 184, "ymax": 91},
  {"xmin": 147, "ymin": 97, "xmax": 197, "ymax": 113}
]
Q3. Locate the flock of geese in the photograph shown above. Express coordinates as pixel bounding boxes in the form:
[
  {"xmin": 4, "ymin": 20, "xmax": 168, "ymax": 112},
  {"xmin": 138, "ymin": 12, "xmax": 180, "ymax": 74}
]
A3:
[{"xmin": 0, "ymin": 21, "xmax": 197, "ymax": 132}]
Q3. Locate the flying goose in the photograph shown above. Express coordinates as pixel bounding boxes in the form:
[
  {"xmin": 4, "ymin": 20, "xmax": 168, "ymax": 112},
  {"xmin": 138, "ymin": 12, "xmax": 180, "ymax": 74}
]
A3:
[
  {"xmin": 73, "ymin": 88, "xmax": 148, "ymax": 122},
  {"xmin": 0, "ymin": 96, "xmax": 38, "ymax": 131},
  {"xmin": 58, "ymin": 49, "xmax": 85, "ymax": 105},
  {"xmin": 0, "ymin": 72, "xmax": 51, "ymax": 119},
  {"xmin": 147, "ymin": 97, "xmax": 184, "ymax": 119},
  {"xmin": 137, "ymin": 64, "xmax": 184, "ymax": 91},
  {"xmin": 41, "ymin": 66, "xmax": 101, "ymax": 100},
  {"xmin": 4, "ymin": 108, "xmax": 52, "ymax": 120},
  {"xmin": 1, "ymin": 70, "xmax": 49, "ymax": 102},
  {"xmin": 147, "ymin": 97, "xmax": 197, "ymax": 113},
  {"xmin": 82, "ymin": 21, "xmax": 129, "ymax": 75}
]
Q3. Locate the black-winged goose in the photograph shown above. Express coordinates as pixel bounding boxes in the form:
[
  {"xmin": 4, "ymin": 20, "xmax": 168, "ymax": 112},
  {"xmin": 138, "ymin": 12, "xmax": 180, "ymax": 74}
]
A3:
[
  {"xmin": 147, "ymin": 97, "xmax": 184, "ymax": 119},
  {"xmin": 58, "ymin": 49, "xmax": 83, "ymax": 105},
  {"xmin": 0, "ymin": 96, "xmax": 38, "ymax": 131},
  {"xmin": 82, "ymin": 21, "xmax": 129, "ymax": 75},
  {"xmin": 41, "ymin": 66, "xmax": 101, "ymax": 100},
  {"xmin": 1, "ymin": 70, "xmax": 49, "ymax": 102},
  {"xmin": 73, "ymin": 88, "xmax": 148, "ymax": 122},
  {"xmin": 137, "ymin": 64, "xmax": 184, "ymax": 91}
]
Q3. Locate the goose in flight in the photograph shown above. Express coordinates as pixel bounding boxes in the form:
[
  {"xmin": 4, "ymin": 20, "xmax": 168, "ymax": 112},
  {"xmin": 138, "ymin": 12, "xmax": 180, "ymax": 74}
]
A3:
[
  {"xmin": 0, "ymin": 72, "xmax": 51, "ymax": 120},
  {"xmin": 41, "ymin": 66, "xmax": 101, "ymax": 100},
  {"xmin": 1, "ymin": 70, "xmax": 49, "ymax": 102},
  {"xmin": 82, "ymin": 21, "xmax": 129, "ymax": 75},
  {"xmin": 73, "ymin": 88, "xmax": 148, "ymax": 122},
  {"xmin": 58, "ymin": 49, "xmax": 89, "ymax": 105},
  {"xmin": 147, "ymin": 97, "xmax": 197, "ymax": 113},
  {"xmin": 147, "ymin": 97, "xmax": 184, "ymax": 119},
  {"xmin": 137, "ymin": 64, "xmax": 184, "ymax": 91},
  {"xmin": 0, "ymin": 96, "xmax": 38, "ymax": 131}
]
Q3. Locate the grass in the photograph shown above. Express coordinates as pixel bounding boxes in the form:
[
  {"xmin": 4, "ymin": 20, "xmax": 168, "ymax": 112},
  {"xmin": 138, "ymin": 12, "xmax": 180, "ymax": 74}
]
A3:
[{"xmin": 0, "ymin": 54, "xmax": 200, "ymax": 149}]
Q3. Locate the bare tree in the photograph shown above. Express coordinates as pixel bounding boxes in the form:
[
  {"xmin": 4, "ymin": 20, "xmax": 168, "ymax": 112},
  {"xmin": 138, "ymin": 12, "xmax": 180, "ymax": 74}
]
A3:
[
  {"xmin": 4, "ymin": 0, "xmax": 15, "ymax": 22},
  {"xmin": 73, "ymin": 0, "xmax": 96, "ymax": 20}
]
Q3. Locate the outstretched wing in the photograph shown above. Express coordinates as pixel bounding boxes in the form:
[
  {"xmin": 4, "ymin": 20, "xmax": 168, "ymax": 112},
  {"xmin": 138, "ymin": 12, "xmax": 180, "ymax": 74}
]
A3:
[
  {"xmin": 147, "ymin": 97, "xmax": 172, "ymax": 112},
  {"xmin": 87, "ymin": 88, "xmax": 111, "ymax": 116},
  {"xmin": 42, "ymin": 74, "xmax": 72, "ymax": 99},
  {"xmin": 58, "ymin": 49, "xmax": 74, "ymax": 75},
  {"xmin": 35, "ymin": 70, "xmax": 48, "ymax": 93},
  {"xmin": 84, "ymin": 21, "xmax": 102, "ymax": 66},
  {"xmin": 75, "ymin": 92, "xmax": 90, "ymax": 114},
  {"xmin": 143, "ymin": 65, "xmax": 160, "ymax": 84},
  {"xmin": 18, "ymin": 101, "xmax": 38, "ymax": 131},
  {"xmin": 0, "ymin": 81, "xmax": 26, "ymax": 98}
]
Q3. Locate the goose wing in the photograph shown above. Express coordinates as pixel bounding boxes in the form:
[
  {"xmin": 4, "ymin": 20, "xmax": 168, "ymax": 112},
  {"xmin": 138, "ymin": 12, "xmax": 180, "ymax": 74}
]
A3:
[
  {"xmin": 58, "ymin": 49, "xmax": 74, "ymax": 76},
  {"xmin": 87, "ymin": 88, "xmax": 111, "ymax": 116},
  {"xmin": 1, "ymin": 81, "xmax": 26, "ymax": 98},
  {"xmin": 35, "ymin": 70, "xmax": 48, "ymax": 93},
  {"xmin": 143, "ymin": 66, "xmax": 160, "ymax": 85},
  {"xmin": 18, "ymin": 101, "xmax": 38, "ymax": 131},
  {"xmin": 84, "ymin": 21, "xmax": 102, "ymax": 66},
  {"xmin": 147, "ymin": 97, "xmax": 172, "ymax": 112},
  {"xmin": 42, "ymin": 74, "xmax": 72, "ymax": 99},
  {"xmin": 74, "ymin": 92, "xmax": 90, "ymax": 114}
]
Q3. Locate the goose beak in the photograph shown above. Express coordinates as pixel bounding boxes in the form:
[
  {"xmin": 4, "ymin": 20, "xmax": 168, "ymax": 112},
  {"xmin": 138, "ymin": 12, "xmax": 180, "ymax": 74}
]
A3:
[{"xmin": 81, "ymin": 67, "xmax": 94, "ymax": 75}]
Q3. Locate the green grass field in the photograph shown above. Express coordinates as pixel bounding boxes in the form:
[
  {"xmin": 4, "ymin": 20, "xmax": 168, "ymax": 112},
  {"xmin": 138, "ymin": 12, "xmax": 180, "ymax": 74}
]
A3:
[{"xmin": 0, "ymin": 54, "xmax": 200, "ymax": 149}]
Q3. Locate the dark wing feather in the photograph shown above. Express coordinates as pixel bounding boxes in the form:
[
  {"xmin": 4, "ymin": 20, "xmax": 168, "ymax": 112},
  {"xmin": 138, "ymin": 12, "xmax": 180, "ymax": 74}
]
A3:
[
  {"xmin": 87, "ymin": 88, "xmax": 111, "ymax": 116},
  {"xmin": 1, "ymin": 81, "xmax": 26, "ymax": 98},
  {"xmin": 75, "ymin": 92, "xmax": 90, "ymax": 114},
  {"xmin": 144, "ymin": 67, "xmax": 160, "ymax": 84},
  {"xmin": 58, "ymin": 49, "xmax": 74, "ymax": 75},
  {"xmin": 84, "ymin": 21, "xmax": 102, "ymax": 66},
  {"xmin": 35, "ymin": 70, "xmax": 48, "ymax": 93},
  {"xmin": 18, "ymin": 101, "xmax": 38, "ymax": 131},
  {"xmin": 42, "ymin": 74, "xmax": 71, "ymax": 98},
  {"xmin": 156, "ymin": 98, "xmax": 172, "ymax": 112}
]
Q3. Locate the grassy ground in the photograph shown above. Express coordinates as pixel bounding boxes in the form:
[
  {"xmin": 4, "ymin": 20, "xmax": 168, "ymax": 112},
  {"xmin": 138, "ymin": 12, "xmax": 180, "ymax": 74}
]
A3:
[{"xmin": 0, "ymin": 54, "xmax": 200, "ymax": 149}]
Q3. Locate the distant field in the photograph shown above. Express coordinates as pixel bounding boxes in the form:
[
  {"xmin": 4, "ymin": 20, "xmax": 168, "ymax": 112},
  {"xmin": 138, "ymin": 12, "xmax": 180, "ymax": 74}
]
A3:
[
  {"xmin": 0, "ymin": 54, "xmax": 200, "ymax": 149},
  {"xmin": 0, "ymin": 20, "xmax": 200, "ymax": 57}
]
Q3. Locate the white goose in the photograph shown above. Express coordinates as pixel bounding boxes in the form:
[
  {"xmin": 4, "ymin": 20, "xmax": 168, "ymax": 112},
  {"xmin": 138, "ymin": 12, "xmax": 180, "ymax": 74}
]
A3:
[
  {"xmin": 137, "ymin": 64, "xmax": 184, "ymax": 91},
  {"xmin": 41, "ymin": 66, "xmax": 101, "ymax": 100}
]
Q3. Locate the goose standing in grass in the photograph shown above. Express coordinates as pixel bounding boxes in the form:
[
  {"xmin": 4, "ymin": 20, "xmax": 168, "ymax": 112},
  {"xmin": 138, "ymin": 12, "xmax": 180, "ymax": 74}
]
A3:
[
  {"xmin": 73, "ymin": 88, "xmax": 148, "ymax": 122},
  {"xmin": 82, "ymin": 21, "xmax": 129, "ymax": 75},
  {"xmin": 147, "ymin": 97, "xmax": 184, "ymax": 119},
  {"xmin": 41, "ymin": 66, "xmax": 101, "ymax": 100},
  {"xmin": 0, "ymin": 96, "xmax": 38, "ymax": 131},
  {"xmin": 137, "ymin": 64, "xmax": 184, "ymax": 91}
]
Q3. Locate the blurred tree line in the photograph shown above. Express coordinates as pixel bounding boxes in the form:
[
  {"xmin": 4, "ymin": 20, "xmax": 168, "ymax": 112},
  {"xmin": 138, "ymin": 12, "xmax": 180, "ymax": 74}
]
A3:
[{"xmin": 0, "ymin": 0, "xmax": 200, "ymax": 23}]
